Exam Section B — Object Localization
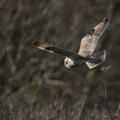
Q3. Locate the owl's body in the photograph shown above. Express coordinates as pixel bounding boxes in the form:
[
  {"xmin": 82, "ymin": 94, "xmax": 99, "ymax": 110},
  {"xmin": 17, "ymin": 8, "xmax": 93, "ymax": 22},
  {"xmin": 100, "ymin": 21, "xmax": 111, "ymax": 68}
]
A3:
[
  {"xmin": 34, "ymin": 17, "xmax": 110, "ymax": 69},
  {"xmin": 64, "ymin": 50, "xmax": 106, "ymax": 69}
]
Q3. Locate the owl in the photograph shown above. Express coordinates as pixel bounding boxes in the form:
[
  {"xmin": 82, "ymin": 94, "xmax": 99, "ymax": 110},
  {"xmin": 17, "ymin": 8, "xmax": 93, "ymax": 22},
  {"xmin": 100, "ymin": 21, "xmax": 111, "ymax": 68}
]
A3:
[{"xmin": 34, "ymin": 17, "xmax": 110, "ymax": 69}]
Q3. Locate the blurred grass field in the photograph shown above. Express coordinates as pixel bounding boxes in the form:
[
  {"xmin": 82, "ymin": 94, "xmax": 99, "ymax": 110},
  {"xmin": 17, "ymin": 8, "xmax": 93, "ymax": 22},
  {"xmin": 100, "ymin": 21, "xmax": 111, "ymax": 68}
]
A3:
[{"xmin": 0, "ymin": 0, "xmax": 120, "ymax": 120}]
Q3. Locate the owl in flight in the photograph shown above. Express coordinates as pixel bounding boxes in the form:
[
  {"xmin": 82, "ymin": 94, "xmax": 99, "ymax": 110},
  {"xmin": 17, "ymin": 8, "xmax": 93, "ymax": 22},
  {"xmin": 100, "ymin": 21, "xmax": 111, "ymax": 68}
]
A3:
[{"xmin": 34, "ymin": 18, "xmax": 110, "ymax": 69}]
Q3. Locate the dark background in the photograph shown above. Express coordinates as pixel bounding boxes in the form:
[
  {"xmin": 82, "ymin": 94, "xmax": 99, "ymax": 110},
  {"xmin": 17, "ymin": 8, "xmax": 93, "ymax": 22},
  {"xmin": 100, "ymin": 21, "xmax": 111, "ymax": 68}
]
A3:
[{"xmin": 0, "ymin": 0, "xmax": 120, "ymax": 120}]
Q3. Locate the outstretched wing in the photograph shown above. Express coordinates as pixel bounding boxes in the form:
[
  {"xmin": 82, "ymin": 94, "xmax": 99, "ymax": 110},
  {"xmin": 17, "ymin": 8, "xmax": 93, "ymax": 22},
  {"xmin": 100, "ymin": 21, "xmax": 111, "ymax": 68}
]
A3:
[
  {"xmin": 78, "ymin": 17, "xmax": 110, "ymax": 57},
  {"xmin": 34, "ymin": 41, "xmax": 84, "ymax": 60}
]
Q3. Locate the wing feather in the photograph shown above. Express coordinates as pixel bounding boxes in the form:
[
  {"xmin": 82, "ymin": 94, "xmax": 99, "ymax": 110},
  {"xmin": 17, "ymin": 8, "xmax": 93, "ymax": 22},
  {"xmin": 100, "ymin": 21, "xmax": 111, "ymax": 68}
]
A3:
[
  {"xmin": 34, "ymin": 41, "xmax": 84, "ymax": 60},
  {"xmin": 78, "ymin": 17, "xmax": 110, "ymax": 57}
]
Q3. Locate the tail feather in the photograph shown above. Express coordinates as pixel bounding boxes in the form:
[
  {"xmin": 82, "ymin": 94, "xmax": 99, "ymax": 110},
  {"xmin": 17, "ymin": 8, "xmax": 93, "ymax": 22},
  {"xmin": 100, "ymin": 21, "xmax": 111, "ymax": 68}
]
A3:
[{"xmin": 86, "ymin": 50, "xmax": 106, "ymax": 69}]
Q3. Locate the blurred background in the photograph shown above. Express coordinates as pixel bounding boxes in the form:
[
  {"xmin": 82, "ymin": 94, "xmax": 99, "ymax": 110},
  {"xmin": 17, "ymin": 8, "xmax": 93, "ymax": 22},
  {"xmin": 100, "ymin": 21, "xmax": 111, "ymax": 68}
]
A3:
[{"xmin": 0, "ymin": 0, "xmax": 120, "ymax": 120}]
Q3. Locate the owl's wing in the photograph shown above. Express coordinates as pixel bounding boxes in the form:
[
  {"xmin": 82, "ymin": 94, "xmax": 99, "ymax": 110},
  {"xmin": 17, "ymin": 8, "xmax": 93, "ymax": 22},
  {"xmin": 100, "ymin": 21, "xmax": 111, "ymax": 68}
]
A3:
[
  {"xmin": 78, "ymin": 17, "xmax": 110, "ymax": 57},
  {"xmin": 34, "ymin": 41, "xmax": 84, "ymax": 60}
]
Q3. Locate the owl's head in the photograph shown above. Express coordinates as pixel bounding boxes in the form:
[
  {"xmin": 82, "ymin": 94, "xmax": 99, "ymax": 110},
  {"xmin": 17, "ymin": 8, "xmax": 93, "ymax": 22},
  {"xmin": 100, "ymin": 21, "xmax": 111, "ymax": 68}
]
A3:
[{"xmin": 64, "ymin": 57, "xmax": 74, "ymax": 68}]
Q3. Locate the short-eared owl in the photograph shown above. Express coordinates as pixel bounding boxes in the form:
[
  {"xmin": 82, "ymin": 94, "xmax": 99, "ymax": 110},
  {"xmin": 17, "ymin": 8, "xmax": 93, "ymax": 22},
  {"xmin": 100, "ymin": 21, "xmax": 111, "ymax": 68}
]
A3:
[{"xmin": 34, "ymin": 18, "xmax": 110, "ymax": 69}]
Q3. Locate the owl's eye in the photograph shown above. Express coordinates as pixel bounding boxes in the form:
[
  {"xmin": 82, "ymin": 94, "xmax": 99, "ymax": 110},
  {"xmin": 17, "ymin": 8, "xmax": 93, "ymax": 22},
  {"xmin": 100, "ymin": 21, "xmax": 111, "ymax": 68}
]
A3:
[{"xmin": 65, "ymin": 61, "xmax": 68, "ymax": 65}]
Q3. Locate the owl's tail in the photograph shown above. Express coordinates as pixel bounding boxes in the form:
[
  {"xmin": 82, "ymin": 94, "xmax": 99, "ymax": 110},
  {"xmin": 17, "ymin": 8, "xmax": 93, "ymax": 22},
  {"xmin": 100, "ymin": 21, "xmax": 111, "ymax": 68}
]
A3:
[{"xmin": 86, "ymin": 50, "xmax": 106, "ymax": 69}]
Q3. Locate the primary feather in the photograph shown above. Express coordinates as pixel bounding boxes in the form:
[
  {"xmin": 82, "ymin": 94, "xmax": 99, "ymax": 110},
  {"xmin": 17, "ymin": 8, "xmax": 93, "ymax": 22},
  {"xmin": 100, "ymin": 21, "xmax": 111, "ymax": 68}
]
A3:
[{"xmin": 34, "ymin": 41, "xmax": 85, "ymax": 60}]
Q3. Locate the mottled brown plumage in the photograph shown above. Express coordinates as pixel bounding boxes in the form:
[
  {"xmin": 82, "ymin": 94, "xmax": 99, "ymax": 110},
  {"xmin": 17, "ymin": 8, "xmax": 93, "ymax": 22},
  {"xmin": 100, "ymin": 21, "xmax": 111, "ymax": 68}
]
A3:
[{"xmin": 78, "ymin": 17, "xmax": 110, "ymax": 57}]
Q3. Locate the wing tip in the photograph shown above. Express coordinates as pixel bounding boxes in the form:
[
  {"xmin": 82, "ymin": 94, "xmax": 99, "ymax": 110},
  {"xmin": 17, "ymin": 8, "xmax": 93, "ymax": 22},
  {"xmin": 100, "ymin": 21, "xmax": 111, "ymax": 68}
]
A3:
[
  {"xmin": 34, "ymin": 41, "xmax": 40, "ymax": 47},
  {"xmin": 34, "ymin": 41, "xmax": 49, "ymax": 50},
  {"xmin": 103, "ymin": 17, "xmax": 110, "ymax": 23}
]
